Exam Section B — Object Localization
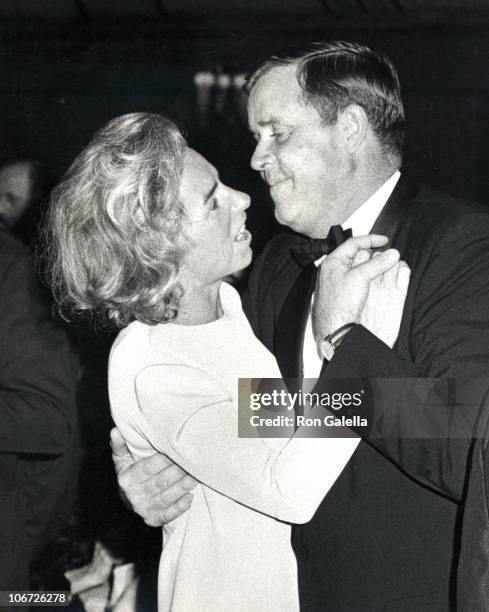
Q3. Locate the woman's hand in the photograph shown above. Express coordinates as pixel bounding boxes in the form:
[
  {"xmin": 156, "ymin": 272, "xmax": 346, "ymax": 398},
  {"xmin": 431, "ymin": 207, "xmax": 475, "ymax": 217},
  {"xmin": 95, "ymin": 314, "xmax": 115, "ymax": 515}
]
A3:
[
  {"xmin": 313, "ymin": 235, "xmax": 401, "ymax": 339},
  {"xmin": 357, "ymin": 251, "xmax": 411, "ymax": 348}
]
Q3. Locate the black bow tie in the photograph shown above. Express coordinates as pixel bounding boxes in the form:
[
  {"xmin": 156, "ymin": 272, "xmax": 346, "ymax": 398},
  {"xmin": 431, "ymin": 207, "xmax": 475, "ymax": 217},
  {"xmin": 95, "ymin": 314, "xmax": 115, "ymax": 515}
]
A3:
[{"xmin": 290, "ymin": 225, "xmax": 353, "ymax": 267}]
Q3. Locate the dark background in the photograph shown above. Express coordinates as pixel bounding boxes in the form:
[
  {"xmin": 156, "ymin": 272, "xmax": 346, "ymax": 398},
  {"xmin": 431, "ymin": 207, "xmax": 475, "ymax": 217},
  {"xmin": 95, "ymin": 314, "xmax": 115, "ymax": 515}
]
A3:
[{"xmin": 2, "ymin": 0, "xmax": 489, "ymax": 253}]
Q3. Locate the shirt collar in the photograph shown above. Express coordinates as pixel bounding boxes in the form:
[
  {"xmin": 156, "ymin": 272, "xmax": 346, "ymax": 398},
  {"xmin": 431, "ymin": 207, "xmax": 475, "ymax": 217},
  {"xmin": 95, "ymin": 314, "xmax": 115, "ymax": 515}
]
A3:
[
  {"xmin": 313, "ymin": 170, "xmax": 401, "ymax": 267},
  {"xmin": 342, "ymin": 170, "xmax": 401, "ymax": 236}
]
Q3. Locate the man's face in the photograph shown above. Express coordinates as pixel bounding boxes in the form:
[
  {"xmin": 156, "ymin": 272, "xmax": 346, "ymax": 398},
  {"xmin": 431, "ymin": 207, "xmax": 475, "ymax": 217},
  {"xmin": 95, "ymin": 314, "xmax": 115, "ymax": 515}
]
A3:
[
  {"xmin": 0, "ymin": 163, "xmax": 32, "ymax": 229},
  {"xmin": 247, "ymin": 64, "xmax": 351, "ymax": 238}
]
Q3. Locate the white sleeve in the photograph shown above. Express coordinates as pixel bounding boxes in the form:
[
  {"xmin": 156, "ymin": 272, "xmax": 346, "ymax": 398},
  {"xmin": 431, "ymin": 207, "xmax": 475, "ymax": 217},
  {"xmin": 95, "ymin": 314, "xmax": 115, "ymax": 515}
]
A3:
[{"xmin": 135, "ymin": 364, "xmax": 359, "ymax": 524}]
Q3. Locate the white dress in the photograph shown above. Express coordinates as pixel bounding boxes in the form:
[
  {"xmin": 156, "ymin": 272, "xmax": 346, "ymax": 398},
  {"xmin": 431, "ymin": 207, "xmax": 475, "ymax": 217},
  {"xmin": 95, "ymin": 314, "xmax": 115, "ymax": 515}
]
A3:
[{"xmin": 109, "ymin": 282, "xmax": 359, "ymax": 612}]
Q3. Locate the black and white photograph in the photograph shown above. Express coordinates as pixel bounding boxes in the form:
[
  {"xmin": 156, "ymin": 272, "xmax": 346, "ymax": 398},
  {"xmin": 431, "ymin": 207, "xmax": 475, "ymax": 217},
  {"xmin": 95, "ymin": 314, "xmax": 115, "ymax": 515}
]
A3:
[{"xmin": 2, "ymin": 1, "xmax": 489, "ymax": 611}]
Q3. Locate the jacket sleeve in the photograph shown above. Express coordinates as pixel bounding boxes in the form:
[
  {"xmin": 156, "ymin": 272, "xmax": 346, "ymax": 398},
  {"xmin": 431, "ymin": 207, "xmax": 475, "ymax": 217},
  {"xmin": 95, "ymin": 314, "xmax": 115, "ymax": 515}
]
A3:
[
  {"xmin": 318, "ymin": 211, "xmax": 489, "ymax": 500},
  {"xmin": 0, "ymin": 244, "xmax": 78, "ymax": 455},
  {"xmin": 135, "ymin": 364, "xmax": 359, "ymax": 524}
]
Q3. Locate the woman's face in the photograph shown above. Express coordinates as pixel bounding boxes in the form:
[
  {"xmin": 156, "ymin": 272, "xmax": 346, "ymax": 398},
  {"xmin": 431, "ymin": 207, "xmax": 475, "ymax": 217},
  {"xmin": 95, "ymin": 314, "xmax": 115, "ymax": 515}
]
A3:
[{"xmin": 179, "ymin": 148, "xmax": 252, "ymax": 287}]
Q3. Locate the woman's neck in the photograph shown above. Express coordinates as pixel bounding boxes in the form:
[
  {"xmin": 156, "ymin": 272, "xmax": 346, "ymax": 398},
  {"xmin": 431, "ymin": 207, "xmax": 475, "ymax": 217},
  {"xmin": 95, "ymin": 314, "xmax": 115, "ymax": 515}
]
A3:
[{"xmin": 175, "ymin": 280, "xmax": 223, "ymax": 325}]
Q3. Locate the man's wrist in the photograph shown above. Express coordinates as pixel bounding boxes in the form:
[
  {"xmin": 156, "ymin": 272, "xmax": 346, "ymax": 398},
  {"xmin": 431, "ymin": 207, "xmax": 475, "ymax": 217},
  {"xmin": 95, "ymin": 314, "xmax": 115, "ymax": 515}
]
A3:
[{"xmin": 319, "ymin": 323, "xmax": 358, "ymax": 360}]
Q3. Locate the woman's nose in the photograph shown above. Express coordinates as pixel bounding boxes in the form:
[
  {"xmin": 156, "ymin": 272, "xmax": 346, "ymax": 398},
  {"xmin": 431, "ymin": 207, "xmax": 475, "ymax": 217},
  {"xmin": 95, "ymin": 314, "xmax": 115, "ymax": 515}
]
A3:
[{"xmin": 234, "ymin": 190, "xmax": 251, "ymax": 211}]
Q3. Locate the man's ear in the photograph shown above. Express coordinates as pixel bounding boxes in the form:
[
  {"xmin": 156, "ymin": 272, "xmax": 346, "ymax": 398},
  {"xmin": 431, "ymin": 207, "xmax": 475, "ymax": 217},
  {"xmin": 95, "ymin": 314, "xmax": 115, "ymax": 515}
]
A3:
[{"xmin": 338, "ymin": 104, "xmax": 369, "ymax": 154}]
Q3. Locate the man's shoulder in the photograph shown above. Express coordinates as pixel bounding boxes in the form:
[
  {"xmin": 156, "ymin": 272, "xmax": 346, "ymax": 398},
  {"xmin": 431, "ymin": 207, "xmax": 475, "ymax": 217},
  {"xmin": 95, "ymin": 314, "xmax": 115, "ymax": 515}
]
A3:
[
  {"xmin": 0, "ymin": 229, "xmax": 41, "ymax": 293},
  {"xmin": 0, "ymin": 228, "xmax": 29, "ymax": 266},
  {"xmin": 412, "ymin": 183, "xmax": 489, "ymax": 227},
  {"xmin": 398, "ymin": 183, "xmax": 489, "ymax": 255}
]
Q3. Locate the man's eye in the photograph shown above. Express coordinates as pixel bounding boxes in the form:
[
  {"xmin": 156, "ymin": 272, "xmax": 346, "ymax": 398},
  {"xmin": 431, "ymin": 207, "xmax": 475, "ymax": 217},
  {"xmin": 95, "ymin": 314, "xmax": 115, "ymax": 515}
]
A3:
[
  {"xmin": 209, "ymin": 198, "xmax": 218, "ymax": 211},
  {"xmin": 271, "ymin": 131, "xmax": 288, "ymax": 143}
]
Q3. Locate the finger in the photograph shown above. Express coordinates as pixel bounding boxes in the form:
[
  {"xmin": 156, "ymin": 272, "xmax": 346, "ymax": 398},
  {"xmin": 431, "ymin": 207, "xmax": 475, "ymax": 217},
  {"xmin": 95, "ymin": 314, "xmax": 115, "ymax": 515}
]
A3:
[
  {"xmin": 110, "ymin": 428, "xmax": 136, "ymax": 476},
  {"xmin": 380, "ymin": 260, "xmax": 401, "ymax": 286},
  {"xmin": 331, "ymin": 235, "xmax": 389, "ymax": 261},
  {"xmin": 123, "ymin": 464, "xmax": 196, "ymax": 503},
  {"xmin": 351, "ymin": 249, "xmax": 371, "ymax": 267},
  {"xmin": 122, "ymin": 455, "xmax": 183, "ymax": 486},
  {"xmin": 396, "ymin": 261, "xmax": 411, "ymax": 292},
  {"xmin": 110, "ymin": 428, "xmax": 129, "ymax": 458},
  {"xmin": 353, "ymin": 249, "xmax": 400, "ymax": 280},
  {"xmin": 143, "ymin": 463, "xmax": 196, "ymax": 496},
  {"xmin": 138, "ymin": 453, "xmax": 177, "ymax": 478},
  {"xmin": 116, "ymin": 451, "xmax": 174, "ymax": 482},
  {"xmin": 158, "ymin": 493, "xmax": 194, "ymax": 525},
  {"xmin": 158, "ymin": 473, "xmax": 198, "ymax": 508}
]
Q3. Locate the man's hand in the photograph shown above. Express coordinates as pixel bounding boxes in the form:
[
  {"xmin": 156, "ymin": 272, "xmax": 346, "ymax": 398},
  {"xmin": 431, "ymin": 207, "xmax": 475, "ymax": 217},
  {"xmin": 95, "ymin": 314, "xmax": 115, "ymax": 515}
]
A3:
[
  {"xmin": 110, "ymin": 428, "xmax": 197, "ymax": 527},
  {"xmin": 313, "ymin": 234, "xmax": 400, "ymax": 339}
]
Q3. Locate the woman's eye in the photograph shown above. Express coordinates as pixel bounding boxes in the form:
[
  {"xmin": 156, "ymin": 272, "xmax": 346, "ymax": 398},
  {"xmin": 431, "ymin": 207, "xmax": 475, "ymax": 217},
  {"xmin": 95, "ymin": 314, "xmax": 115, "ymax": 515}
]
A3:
[{"xmin": 210, "ymin": 198, "xmax": 218, "ymax": 211}]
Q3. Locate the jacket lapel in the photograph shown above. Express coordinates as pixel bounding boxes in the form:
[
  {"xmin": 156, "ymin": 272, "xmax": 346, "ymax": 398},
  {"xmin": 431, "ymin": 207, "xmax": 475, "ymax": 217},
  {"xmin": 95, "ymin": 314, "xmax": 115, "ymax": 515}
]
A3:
[
  {"xmin": 274, "ymin": 263, "xmax": 316, "ymax": 380},
  {"xmin": 371, "ymin": 174, "xmax": 419, "ymax": 247}
]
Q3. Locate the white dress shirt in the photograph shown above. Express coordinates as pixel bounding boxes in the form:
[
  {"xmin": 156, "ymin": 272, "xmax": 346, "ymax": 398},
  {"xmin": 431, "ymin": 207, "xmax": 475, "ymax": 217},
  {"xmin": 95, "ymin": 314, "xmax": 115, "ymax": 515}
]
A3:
[{"xmin": 302, "ymin": 171, "xmax": 401, "ymax": 383}]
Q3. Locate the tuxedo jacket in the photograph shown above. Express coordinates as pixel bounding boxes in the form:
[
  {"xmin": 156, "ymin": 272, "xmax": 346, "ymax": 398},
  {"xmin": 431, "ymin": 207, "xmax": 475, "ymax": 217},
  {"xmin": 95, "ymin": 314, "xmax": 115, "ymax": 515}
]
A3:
[
  {"xmin": 0, "ymin": 230, "xmax": 79, "ymax": 589},
  {"xmin": 243, "ymin": 176, "xmax": 489, "ymax": 610},
  {"xmin": 457, "ymin": 406, "xmax": 489, "ymax": 612}
]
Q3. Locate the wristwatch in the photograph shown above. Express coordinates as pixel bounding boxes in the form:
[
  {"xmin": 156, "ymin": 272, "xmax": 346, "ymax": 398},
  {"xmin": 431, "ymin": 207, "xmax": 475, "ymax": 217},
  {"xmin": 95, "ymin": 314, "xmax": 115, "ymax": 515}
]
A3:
[{"xmin": 319, "ymin": 323, "xmax": 357, "ymax": 361}]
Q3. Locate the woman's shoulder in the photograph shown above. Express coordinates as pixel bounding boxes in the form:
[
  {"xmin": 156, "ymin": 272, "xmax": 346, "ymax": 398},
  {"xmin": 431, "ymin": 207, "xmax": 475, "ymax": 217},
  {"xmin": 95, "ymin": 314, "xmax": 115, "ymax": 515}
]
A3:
[
  {"xmin": 110, "ymin": 320, "xmax": 175, "ymax": 374},
  {"xmin": 109, "ymin": 321, "xmax": 149, "ymax": 376},
  {"xmin": 111, "ymin": 319, "xmax": 146, "ymax": 356},
  {"xmin": 110, "ymin": 317, "xmax": 202, "ymax": 378},
  {"xmin": 220, "ymin": 280, "xmax": 244, "ymax": 313}
]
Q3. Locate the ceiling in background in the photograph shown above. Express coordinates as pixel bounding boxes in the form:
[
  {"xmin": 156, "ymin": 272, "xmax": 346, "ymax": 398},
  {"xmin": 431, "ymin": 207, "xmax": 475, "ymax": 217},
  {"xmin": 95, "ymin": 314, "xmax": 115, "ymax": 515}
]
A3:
[{"xmin": 0, "ymin": 0, "xmax": 488, "ymax": 27}]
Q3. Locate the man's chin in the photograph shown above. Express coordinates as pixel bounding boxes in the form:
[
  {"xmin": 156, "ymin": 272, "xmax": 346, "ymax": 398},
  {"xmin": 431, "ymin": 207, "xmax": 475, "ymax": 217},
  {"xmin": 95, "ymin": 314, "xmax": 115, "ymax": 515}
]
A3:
[{"xmin": 275, "ymin": 211, "xmax": 308, "ymax": 236}]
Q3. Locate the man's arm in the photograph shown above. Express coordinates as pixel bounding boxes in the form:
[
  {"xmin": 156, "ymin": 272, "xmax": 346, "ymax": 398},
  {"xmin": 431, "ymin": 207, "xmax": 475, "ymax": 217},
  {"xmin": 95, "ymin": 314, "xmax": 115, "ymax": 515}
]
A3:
[{"xmin": 317, "ymin": 211, "xmax": 489, "ymax": 500}]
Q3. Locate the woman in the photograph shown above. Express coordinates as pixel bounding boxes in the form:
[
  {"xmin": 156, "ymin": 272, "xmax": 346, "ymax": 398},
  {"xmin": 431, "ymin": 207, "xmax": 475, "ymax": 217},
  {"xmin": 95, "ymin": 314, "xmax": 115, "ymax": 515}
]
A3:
[{"xmin": 44, "ymin": 113, "xmax": 408, "ymax": 611}]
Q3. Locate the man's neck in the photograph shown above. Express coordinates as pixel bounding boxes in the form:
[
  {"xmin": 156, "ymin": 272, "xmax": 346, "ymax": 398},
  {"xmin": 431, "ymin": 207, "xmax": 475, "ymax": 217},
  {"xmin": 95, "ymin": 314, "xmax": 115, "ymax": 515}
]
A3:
[
  {"xmin": 342, "ymin": 170, "xmax": 400, "ymax": 236},
  {"xmin": 338, "ymin": 161, "xmax": 400, "ymax": 226}
]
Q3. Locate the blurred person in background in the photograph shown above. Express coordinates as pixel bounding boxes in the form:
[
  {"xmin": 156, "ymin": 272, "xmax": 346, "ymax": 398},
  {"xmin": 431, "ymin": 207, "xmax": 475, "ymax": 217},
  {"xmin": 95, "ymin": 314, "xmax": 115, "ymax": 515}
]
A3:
[
  {"xmin": 0, "ymin": 156, "xmax": 78, "ymax": 593},
  {"xmin": 0, "ymin": 158, "xmax": 54, "ymax": 245}
]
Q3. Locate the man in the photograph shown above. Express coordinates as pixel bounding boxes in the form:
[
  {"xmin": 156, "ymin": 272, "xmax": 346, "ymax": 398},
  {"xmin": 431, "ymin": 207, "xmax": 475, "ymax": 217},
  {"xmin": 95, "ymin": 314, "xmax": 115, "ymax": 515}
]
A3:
[
  {"xmin": 457, "ymin": 407, "xmax": 489, "ymax": 611},
  {"xmin": 0, "ymin": 158, "xmax": 53, "ymax": 245},
  {"xmin": 0, "ymin": 226, "xmax": 78, "ymax": 591},
  {"xmin": 112, "ymin": 41, "xmax": 489, "ymax": 609}
]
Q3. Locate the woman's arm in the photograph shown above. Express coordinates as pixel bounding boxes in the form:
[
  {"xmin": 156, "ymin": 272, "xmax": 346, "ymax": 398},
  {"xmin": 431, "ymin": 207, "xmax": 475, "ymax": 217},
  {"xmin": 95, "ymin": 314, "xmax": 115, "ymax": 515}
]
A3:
[{"xmin": 134, "ymin": 364, "xmax": 359, "ymax": 524}]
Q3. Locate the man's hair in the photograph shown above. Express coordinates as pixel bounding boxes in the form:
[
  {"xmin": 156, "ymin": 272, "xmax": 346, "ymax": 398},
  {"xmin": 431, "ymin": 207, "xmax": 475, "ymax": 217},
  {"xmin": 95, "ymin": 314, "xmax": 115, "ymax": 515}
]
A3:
[
  {"xmin": 42, "ymin": 112, "xmax": 187, "ymax": 328},
  {"xmin": 245, "ymin": 41, "xmax": 405, "ymax": 161}
]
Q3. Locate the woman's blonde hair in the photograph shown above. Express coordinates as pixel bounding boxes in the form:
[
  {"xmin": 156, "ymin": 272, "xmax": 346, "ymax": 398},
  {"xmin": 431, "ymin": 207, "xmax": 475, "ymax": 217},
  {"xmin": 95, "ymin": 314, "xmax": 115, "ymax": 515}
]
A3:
[{"xmin": 43, "ymin": 112, "xmax": 187, "ymax": 327}]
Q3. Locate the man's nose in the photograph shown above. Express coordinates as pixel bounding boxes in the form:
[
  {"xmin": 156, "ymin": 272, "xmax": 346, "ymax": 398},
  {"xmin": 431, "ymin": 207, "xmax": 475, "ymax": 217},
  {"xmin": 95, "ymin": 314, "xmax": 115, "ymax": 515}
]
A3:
[{"xmin": 250, "ymin": 139, "xmax": 272, "ymax": 172}]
